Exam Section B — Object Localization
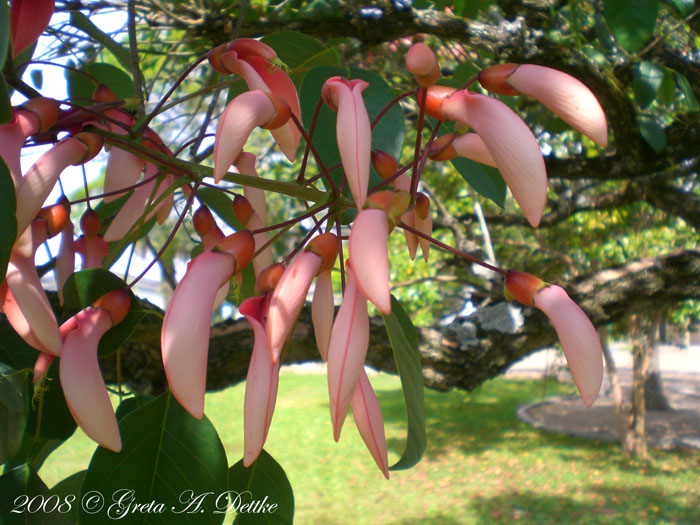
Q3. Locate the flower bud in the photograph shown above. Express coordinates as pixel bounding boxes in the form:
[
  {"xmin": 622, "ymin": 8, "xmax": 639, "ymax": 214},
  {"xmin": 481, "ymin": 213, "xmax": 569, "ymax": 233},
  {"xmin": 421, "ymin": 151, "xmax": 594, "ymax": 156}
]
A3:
[
  {"xmin": 371, "ymin": 150, "xmax": 400, "ymax": 181},
  {"xmin": 255, "ymin": 263, "xmax": 285, "ymax": 294},
  {"xmin": 416, "ymin": 85, "xmax": 457, "ymax": 121},
  {"xmin": 21, "ymin": 97, "xmax": 60, "ymax": 132},
  {"xmin": 365, "ymin": 190, "xmax": 411, "ymax": 228},
  {"xmin": 215, "ymin": 230, "xmax": 256, "ymax": 273},
  {"xmin": 477, "ymin": 64, "xmax": 520, "ymax": 96},
  {"xmin": 193, "ymin": 205, "xmax": 216, "ymax": 236},
  {"xmin": 93, "ymin": 84, "xmax": 118, "ymax": 103},
  {"xmin": 306, "ymin": 233, "xmax": 340, "ymax": 273},
  {"xmin": 80, "ymin": 209, "xmax": 101, "ymax": 238},
  {"xmin": 232, "ymin": 194, "xmax": 254, "ymax": 226},
  {"xmin": 37, "ymin": 200, "xmax": 70, "ymax": 237},
  {"xmin": 427, "ymin": 134, "xmax": 457, "ymax": 161},
  {"xmin": 504, "ymin": 269, "xmax": 546, "ymax": 306},
  {"xmin": 406, "ymin": 42, "xmax": 439, "ymax": 86},
  {"xmin": 72, "ymin": 132, "xmax": 104, "ymax": 164},
  {"xmin": 93, "ymin": 288, "xmax": 131, "ymax": 326}
]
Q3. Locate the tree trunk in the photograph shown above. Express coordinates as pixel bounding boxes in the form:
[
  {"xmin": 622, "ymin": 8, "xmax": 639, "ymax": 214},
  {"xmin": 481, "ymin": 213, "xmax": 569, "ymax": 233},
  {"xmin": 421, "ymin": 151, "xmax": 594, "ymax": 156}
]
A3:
[
  {"xmin": 644, "ymin": 311, "xmax": 673, "ymax": 411},
  {"xmin": 599, "ymin": 326, "xmax": 631, "ymax": 444},
  {"xmin": 624, "ymin": 315, "xmax": 651, "ymax": 458}
]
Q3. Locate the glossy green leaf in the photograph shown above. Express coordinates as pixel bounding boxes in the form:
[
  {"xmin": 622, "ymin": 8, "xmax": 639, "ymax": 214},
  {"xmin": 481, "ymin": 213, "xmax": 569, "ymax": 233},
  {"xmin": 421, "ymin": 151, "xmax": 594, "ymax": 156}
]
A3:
[
  {"xmin": 0, "ymin": 465, "xmax": 71, "ymax": 524},
  {"xmin": 668, "ymin": 0, "xmax": 694, "ymax": 14},
  {"xmin": 61, "ymin": 269, "xmax": 147, "ymax": 357},
  {"xmin": 69, "ymin": 11, "xmax": 133, "ymax": 72},
  {"xmin": 603, "ymin": 0, "xmax": 658, "ymax": 52},
  {"xmin": 0, "ymin": 73, "xmax": 11, "ymax": 124},
  {"xmin": 638, "ymin": 116, "xmax": 667, "ymax": 152},
  {"xmin": 633, "ymin": 61, "xmax": 664, "ymax": 108},
  {"xmin": 79, "ymin": 391, "xmax": 229, "ymax": 524},
  {"xmin": 381, "ymin": 296, "xmax": 426, "ymax": 470},
  {"xmin": 5, "ymin": 433, "xmax": 63, "ymax": 473},
  {"xmin": 0, "ymin": 158, "xmax": 17, "ymax": 285},
  {"xmin": 67, "ymin": 62, "xmax": 134, "ymax": 105},
  {"xmin": 451, "ymin": 157, "xmax": 506, "ymax": 207},
  {"xmin": 228, "ymin": 450, "xmax": 294, "ymax": 524},
  {"xmin": 0, "ymin": 320, "xmax": 77, "ymax": 442},
  {"xmin": 676, "ymin": 72, "xmax": 699, "ymax": 111},
  {"xmin": 262, "ymin": 31, "xmax": 339, "ymax": 88},
  {"xmin": 300, "ymin": 65, "xmax": 405, "ymax": 196},
  {"xmin": 657, "ymin": 68, "xmax": 676, "ymax": 106},
  {"xmin": 0, "ymin": 0, "xmax": 8, "ymax": 70},
  {"xmin": 0, "ymin": 362, "xmax": 28, "ymax": 465},
  {"xmin": 50, "ymin": 470, "xmax": 86, "ymax": 524}
]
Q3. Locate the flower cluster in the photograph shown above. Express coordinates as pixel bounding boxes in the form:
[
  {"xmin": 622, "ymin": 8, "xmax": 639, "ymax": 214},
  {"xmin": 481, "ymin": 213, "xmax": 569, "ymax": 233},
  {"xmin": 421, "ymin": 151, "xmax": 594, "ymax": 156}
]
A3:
[{"xmin": 0, "ymin": 33, "xmax": 606, "ymax": 476}]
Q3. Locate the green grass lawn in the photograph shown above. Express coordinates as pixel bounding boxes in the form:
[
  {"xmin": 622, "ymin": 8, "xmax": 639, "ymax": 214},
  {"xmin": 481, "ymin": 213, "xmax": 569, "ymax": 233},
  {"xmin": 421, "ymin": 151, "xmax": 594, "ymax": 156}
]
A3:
[{"xmin": 39, "ymin": 372, "xmax": 700, "ymax": 524}]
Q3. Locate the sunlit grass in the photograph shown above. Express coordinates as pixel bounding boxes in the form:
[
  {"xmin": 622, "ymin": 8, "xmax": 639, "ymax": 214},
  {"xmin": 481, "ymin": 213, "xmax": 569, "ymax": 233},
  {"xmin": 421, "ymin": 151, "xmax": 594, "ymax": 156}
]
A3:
[{"xmin": 40, "ymin": 373, "xmax": 700, "ymax": 524}]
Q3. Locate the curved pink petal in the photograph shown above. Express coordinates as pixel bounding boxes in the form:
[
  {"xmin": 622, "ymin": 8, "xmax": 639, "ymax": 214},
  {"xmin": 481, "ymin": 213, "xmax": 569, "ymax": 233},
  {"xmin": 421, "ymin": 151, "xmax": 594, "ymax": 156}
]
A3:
[
  {"xmin": 15, "ymin": 138, "xmax": 88, "ymax": 236},
  {"xmin": 415, "ymin": 214, "xmax": 432, "ymax": 263},
  {"xmin": 10, "ymin": 0, "xmax": 54, "ymax": 58},
  {"xmin": 213, "ymin": 91, "xmax": 278, "ymax": 184},
  {"xmin": 55, "ymin": 219, "xmax": 75, "ymax": 304},
  {"xmin": 0, "ymin": 283, "xmax": 50, "ymax": 353},
  {"xmin": 352, "ymin": 369, "xmax": 390, "ymax": 479},
  {"xmin": 161, "ymin": 251, "xmax": 237, "ymax": 419},
  {"xmin": 234, "ymin": 152, "xmax": 266, "ymax": 224},
  {"xmin": 0, "ymin": 110, "xmax": 40, "ymax": 185},
  {"xmin": 103, "ymin": 148, "xmax": 146, "ymax": 203},
  {"xmin": 33, "ymin": 352, "xmax": 55, "ymax": 384},
  {"xmin": 312, "ymin": 269, "xmax": 334, "ymax": 360},
  {"xmin": 59, "ymin": 307, "xmax": 121, "ymax": 452},
  {"xmin": 451, "ymin": 133, "xmax": 497, "ymax": 167},
  {"xmin": 507, "ymin": 65, "xmax": 608, "ymax": 147},
  {"xmin": 402, "ymin": 210, "xmax": 419, "ymax": 261},
  {"xmin": 74, "ymin": 236, "xmax": 108, "ymax": 269},
  {"xmin": 240, "ymin": 295, "xmax": 280, "ymax": 466},
  {"xmin": 533, "ymin": 285, "xmax": 603, "ymax": 407},
  {"xmin": 219, "ymin": 51, "xmax": 301, "ymax": 161},
  {"xmin": 348, "ymin": 208, "xmax": 391, "ymax": 315},
  {"xmin": 247, "ymin": 213, "xmax": 273, "ymax": 278},
  {"xmin": 442, "ymin": 91, "xmax": 547, "ymax": 228},
  {"xmin": 5, "ymin": 253, "xmax": 61, "ymax": 355},
  {"xmin": 327, "ymin": 263, "xmax": 369, "ymax": 441},
  {"xmin": 324, "ymin": 78, "xmax": 371, "ymax": 209},
  {"xmin": 266, "ymin": 251, "xmax": 322, "ymax": 363}
]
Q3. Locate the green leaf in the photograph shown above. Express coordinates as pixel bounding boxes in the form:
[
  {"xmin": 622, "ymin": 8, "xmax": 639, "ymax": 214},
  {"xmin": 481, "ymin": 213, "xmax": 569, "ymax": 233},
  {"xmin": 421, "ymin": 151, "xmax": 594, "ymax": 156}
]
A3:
[
  {"xmin": 657, "ymin": 67, "xmax": 676, "ymax": 106},
  {"xmin": 638, "ymin": 115, "xmax": 667, "ymax": 152},
  {"xmin": 197, "ymin": 188, "xmax": 245, "ymax": 231},
  {"xmin": 0, "ymin": 320, "xmax": 77, "ymax": 442},
  {"xmin": 67, "ymin": 62, "xmax": 134, "ymax": 105},
  {"xmin": 380, "ymin": 296, "xmax": 426, "ymax": 471},
  {"xmin": 0, "ymin": 465, "xmax": 71, "ymax": 525},
  {"xmin": 0, "ymin": 363, "xmax": 29, "ymax": 465},
  {"xmin": 69, "ymin": 11, "xmax": 133, "ymax": 72},
  {"xmin": 603, "ymin": 0, "xmax": 658, "ymax": 52},
  {"xmin": 0, "ymin": 74, "xmax": 11, "ymax": 124},
  {"xmin": 0, "ymin": 158, "xmax": 17, "ymax": 284},
  {"xmin": 0, "ymin": 0, "xmax": 8, "ymax": 70},
  {"xmin": 79, "ymin": 391, "xmax": 229, "ymax": 524},
  {"xmin": 451, "ymin": 157, "xmax": 506, "ymax": 207},
  {"xmin": 675, "ymin": 72, "xmax": 699, "ymax": 111},
  {"xmin": 261, "ymin": 31, "xmax": 339, "ymax": 88},
  {"xmin": 228, "ymin": 450, "xmax": 294, "ymax": 524},
  {"xmin": 300, "ymin": 65, "xmax": 405, "ymax": 196},
  {"xmin": 633, "ymin": 61, "xmax": 664, "ymax": 108},
  {"xmin": 50, "ymin": 470, "xmax": 86, "ymax": 524},
  {"xmin": 667, "ymin": 0, "xmax": 694, "ymax": 15},
  {"xmin": 61, "ymin": 269, "xmax": 147, "ymax": 357},
  {"xmin": 5, "ymin": 433, "xmax": 63, "ymax": 473}
]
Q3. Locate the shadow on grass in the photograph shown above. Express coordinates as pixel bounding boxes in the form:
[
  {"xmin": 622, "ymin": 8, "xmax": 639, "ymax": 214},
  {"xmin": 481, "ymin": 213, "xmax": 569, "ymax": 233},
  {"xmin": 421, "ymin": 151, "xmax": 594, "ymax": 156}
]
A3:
[
  {"xmin": 466, "ymin": 485, "xmax": 700, "ymax": 525},
  {"xmin": 375, "ymin": 377, "xmax": 579, "ymax": 458}
]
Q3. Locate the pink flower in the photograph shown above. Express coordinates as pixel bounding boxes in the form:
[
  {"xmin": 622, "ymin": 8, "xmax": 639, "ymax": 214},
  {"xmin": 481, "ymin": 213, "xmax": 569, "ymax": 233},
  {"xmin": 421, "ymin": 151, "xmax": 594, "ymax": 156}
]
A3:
[
  {"xmin": 59, "ymin": 288, "xmax": 132, "ymax": 452},
  {"xmin": 161, "ymin": 231, "xmax": 254, "ymax": 419},
  {"xmin": 406, "ymin": 42, "xmax": 439, "ymax": 86},
  {"xmin": 326, "ymin": 261, "xmax": 369, "ymax": 441},
  {"xmin": 505, "ymin": 270, "xmax": 603, "ymax": 407},
  {"xmin": 240, "ymin": 295, "xmax": 280, "ymax": 467},
  {"xmin": 213, "ymin": 91, "xmax": 291, "ymax": 183},
  {"xmin": 438, "ymin": 89, "xmax": 547, "ymax": 228},
  {"xmin": 428, "ymin": 133, "xmax": 496, "ymax": 167},
  {"xmin": 209, "ymin": 39, "xmax": 301, "ymax": 161},
  {"xmin": 10, "ymin": 0, "xmax": 55, "ymax": 58},
  {"xmin": 312, "ymin": 269, "xmax": 334, "ymax": 360},
  {"xmin": 322, "ymin": 77, "xmax": 372, "ymax": 209},
  {"xmin": 479, "ymin": 64, "xmax": 608, "ymax": 147},
  {"xmin": 352, "ymin": 369, "xmax": 390, "ymax": 479}
]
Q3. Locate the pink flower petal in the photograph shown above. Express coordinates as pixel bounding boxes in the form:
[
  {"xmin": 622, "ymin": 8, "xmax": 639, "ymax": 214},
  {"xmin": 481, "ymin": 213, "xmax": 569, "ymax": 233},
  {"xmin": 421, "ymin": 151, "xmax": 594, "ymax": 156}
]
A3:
[
  {"xmin": 161, "ymin": 251, "xmax": 237, "ymax": 419},
  {"xmin": 401, "ymin": 210, "xmax": 419, "ymax": 261},
  {"xmin": 324, "ymin": 78, "xmax": 371, "ymax": 209},
  {"xmin": 10, "ymin": 0, "xmax": 54, "ymax": 58},
  {"xmin": 533, "ymin": 285, "xmax": 603, "ymax": 407},
  {"xmin": 103, "ymin": 148, "xmax": 146, "ymax": 203},
  {"xmin": 213, "ymin": 91, "xmax": 278, "ymax": 184},
  {"xmin": 0, "ymin": 110, "xmax": 40, "ymax": 185},
  {"xmin": 59, "ymin": 307, "xmax": 121, "ymax": 452},
  {"xmin": 312, "ymin": 270, "xmax": 335, "ymax": 360},
  {"xmin": 5, "ymin": 252, "xmax": 61, "ymax": 355},
  {"xmin": 74, "ymin": 236, "xmax": 109, "ymax": 269},
  {"xmin": 327, "ymin": 263, "xmax": 369, "ymax": 441},
  {"xmin": 348, "ymin": 208, "xmax": 392, "ymax": 315},
  {"xmin": 240, "ymin": 295, "xmax": 280, "ymax": 467},
  {"xmin": 234, "ymin": 152, "xmax": 267, "ymax": 224},
  {"xmin": 15, "ymin": 138, "xmax": 88, "ymax": 237},
  {"xmin": 507, "ymin": 65, "xmax": 608, "ymax": 147},
  {"xmin": 247, "ymin": 212, "xmax": 273, "ymax": 278},
  {"xmin": 266, "ymin": 251, "xmax": 322, "ymax": 363},
  {"xmin": 451, "ymin": 133, "xmax": 497, "ymax": 167},
  {"xmin": 0, "ymin": 282, "xmax": 50, "ymax": 353},
  {"xmin": 441, "ymin": 91, "xmax": 547, "ymax": 228},
  {"xmin": 55, "ymin": 219, "xmax": 75, "ymax": 305},
  {"xmin": 352, "ymin": 369, "xmax": 390, "ymax": 479},
  {"xmin": 33, "ymin": 352, "xmax": 54, "ymax": 384}
]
